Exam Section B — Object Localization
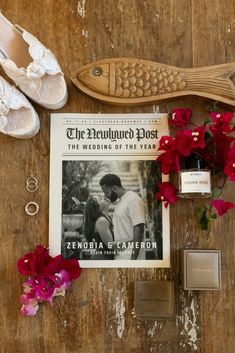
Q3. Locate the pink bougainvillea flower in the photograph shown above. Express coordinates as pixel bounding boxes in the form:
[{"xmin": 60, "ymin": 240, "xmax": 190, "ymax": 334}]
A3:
[
  {"xmin": 17, "ymin": 253, "xmax": 37, "ymax": 276},
  {"xmin": 43, "ymin": 255, "xmax": 81, "ymax": 280},
  {"xmin": 50, "ymin": 270, "xmax": 72, "ymax": 298},
  {"xmin": 49, "ymin": 269, "xmax": 72, "ymax": 290},
  {"xmin": 156, "ymin": 182, "xmax": 179, "ymax": 208},
  {"xmin": 60, "ymin": 258, "xmax": 82, "ymax": 280},
  {"xmin": 158, "ymin": 135, "xmax": 176, "ymax": 151},
  {"xmin": 52, "ymin": 270, "xmax": 72, "ymax": 295},
  {"xmin": 17, "ymin": 245, "xmax": 53, "ymax": 276},
  {"xmin": 189, "ymin": 126, "xmax": 207, "ymax": 150},
  {"xmin": 35, "ymin": 281, "xmax": 55, "ymax": 303},
  {"xmin": 211, "ymin": 199, "xmax": 235, "ymax": 216},
  {"xmin": 24, "ymin": 276, "xmax": 54, "ymax": 303},
  {"xmin": 169, "ymin": 108, "xmax": 192, "ymax": 127},
  {"xmin": 17, "ymin": 245, "xmax": 82, "ymax": 316},
  {"xmin": 18, "ymin": 246, "xmax": 81, "ymax": 280},
  {"xmin": 42, "ymin": 255, "xmax": 63, "ymax": 277},
  {"xmin": 224, "ymin": 145, "xmax": 235, "ymax": 181},
  {"xmin": 214, "ymin": 134, "xmax": 235, "ymax": 167},
  {"xmin": 20, "ymin": 292, "xmax": 37, "ymax": 305},
  {"xmin": 21, "ymin": 302, "xmax": 40, "ymax": 316},
  {"xmin": 156, "ymin": 149, "xmax": 181, "ymax": 174},
  {"xmin": 176, "ymin": 126, "xmax": 206, "ymax": 156},
  {"xmin": 175, "ymin": 130, "xmax": 192, "ymax": 156},
  {"xmin": 226, "ymin": 145, "xmax": 235, "ymax": 162},
  {"xmin": 33, "ymin": 245, "xmax": 53, "ymax": 273},
  {"xmin": 20, "ymin": 295, "xmax": 40, "ymax": 316},
  {"xmin": 224, "ymin": 161, "xmax": 235, "ymax": 181},
  {"xmin": 209, "ymin": 112, "xmax": 234, "ymax": 135}
]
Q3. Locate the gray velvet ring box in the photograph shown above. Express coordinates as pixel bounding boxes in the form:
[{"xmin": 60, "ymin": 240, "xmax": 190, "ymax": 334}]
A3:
[{"xmin": 181, "ymin": 249, "xmax": 221, "ymax": 290}]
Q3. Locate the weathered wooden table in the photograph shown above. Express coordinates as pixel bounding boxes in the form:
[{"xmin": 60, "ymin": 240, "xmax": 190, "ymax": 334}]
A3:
[{"xmin": 0, "ymin": 1, "xmax": 234, "ymax": 352}]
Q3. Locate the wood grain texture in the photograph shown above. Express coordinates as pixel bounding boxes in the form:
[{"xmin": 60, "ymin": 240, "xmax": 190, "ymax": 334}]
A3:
[
  {"xmin": 192, "ymin": 2, "xmax": 235, "ymax": 353},
  {"xmin": 0, "ymin": 1, "xmax": 234, "ymax": 353}
]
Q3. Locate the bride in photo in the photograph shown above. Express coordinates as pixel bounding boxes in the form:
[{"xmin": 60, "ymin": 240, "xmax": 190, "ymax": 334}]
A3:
[{"xmin": 83, "ymin": 196, "xmax": 115, "ymax": 260}]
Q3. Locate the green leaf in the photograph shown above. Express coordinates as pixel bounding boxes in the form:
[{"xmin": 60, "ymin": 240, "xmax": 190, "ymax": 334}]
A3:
[
  {"xmin": 212, "ymin": 186, "xmax": 223, "ymax": 200},
  {"xmin": 205, "ymin": 131, "xmax": 212, "ymax": 140},
  {"xmin": 204, "ymin": 119, "xmax": 212, "ymax": 126},
  {"xmin": 210, "ymin": 213, "xmax": 217, "ymax": 219},
  {"xmin": 198, "ymin": 206, "xmax": 206, "ymax": 218},
  {"xmin": 197, "ymin": 207, "xmax": 210, "ymax": 230}
]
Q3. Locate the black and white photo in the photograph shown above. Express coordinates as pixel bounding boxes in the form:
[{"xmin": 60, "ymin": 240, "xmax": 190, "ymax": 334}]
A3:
[{"xmin": 62, "ymin": 160, "xmax": 163, "ymax": 261}]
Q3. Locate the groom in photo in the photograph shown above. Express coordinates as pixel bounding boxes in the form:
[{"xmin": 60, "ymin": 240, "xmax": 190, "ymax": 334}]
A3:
[{"xmin": 99, "ymin": 173, "xmax": 145, "ymax": 260}]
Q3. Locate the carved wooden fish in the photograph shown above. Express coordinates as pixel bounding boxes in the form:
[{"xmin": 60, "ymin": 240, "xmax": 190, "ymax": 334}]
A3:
[{"xmin": 70, "ymin": 58, "xmax": 235, "ymax": 106}]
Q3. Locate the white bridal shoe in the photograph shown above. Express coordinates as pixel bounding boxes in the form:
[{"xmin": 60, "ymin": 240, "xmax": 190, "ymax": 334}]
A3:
[
  {"xmin": 0, "ymin": 13, "xmax": 68, "ymax": 109},
  {"xmin": 0, "ymin": 76, "xmax": 39, "ymax": 138}
]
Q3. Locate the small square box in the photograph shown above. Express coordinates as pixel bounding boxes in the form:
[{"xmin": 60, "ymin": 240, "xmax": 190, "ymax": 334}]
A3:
[
  {"xmin": 134, "ymin": 280, "xmax": 174, "ymax": 320},
  {"xmin": 181, "ymin": 249, "xmax": 221, "ymax": 290}
]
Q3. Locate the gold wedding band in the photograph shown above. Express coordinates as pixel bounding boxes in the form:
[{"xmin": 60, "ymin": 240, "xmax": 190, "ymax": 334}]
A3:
[
  {"xmin": 26, "ymin": 176, "xmax": 38, "ymax": 192},
  {"xmin": 25, "ymin": 202, "xmax": 39, "ymax": 216}
]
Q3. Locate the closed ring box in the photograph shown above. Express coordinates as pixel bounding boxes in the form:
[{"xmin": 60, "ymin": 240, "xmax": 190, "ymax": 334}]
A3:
[
  {"xmin": 134, "ymin": 280, "xmax": 174, "ymax": 320},
  {"xmin": 181, "ymin": 249, "xmax": 221, "ymax": 290}
]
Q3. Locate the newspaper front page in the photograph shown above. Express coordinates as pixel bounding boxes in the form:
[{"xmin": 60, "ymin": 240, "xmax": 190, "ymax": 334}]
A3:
[{"xmin": 49, "ymin": 113, "xmax": 170, "ymax": 268}]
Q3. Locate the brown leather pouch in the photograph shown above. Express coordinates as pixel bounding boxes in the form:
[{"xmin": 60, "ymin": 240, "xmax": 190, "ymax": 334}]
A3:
[{"xmin": 134, "ymin": 280, "xmax": 174, "ymax": 320}]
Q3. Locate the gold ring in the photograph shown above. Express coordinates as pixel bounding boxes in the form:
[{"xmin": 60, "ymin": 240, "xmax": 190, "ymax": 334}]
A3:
[
  {"xmin": 26, "ymin": 176, "xmax": 38, "ymax": 192},
  {"xmin": 26, "ymin": 185, "xmax": 38, "ymax": 192},
  {"xmin": 25, "ymin": 202, "xmax": 39, "ymax": 216},
  {"xmin": 26, "ymin": 176, "xmax": 38, "ymax": 185}
]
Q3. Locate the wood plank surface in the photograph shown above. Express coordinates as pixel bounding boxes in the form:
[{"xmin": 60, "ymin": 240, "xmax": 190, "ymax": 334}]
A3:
[
  {"xmin": 0, "ymin": 1, "xmax": 234, "ymax": 353},
  {"xmin": 192, "ymin": 1, "xmax": 235, "ymax": 353}
]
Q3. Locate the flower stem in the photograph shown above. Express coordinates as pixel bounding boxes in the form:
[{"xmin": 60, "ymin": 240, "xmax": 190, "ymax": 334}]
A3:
[
  {"xmin": 190, "ymin": 122, "xmax": 199, "ymax": 128},
  {"xmin": 47, "ymin": 301, "xmax": 67, "ymax": 327}
]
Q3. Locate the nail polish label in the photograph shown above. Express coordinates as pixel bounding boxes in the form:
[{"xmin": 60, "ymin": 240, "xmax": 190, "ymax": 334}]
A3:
[{"xmin": 180, "ymin": 171, "xmax": 211, "ymax": 193}]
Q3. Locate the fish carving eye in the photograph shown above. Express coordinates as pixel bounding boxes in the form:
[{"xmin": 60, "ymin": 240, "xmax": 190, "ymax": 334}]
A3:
[{"xmin": 92, "ymin": 67, "xmax": 103, "ymax": 76}]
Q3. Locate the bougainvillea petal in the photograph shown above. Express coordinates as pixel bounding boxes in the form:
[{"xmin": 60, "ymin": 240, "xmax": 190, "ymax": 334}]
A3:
[
  {"xmin": 156, "ymin": 182, "xmax": 179, "ymax": 208},
  {"xmin": 156, "ymin": 150, "xmax": 181, "ymax": 174},
  {"xmin": 169, "ymin": 108, "xmax": 192, "ymax": 127},
  {"xmin": 158, "ymin": 135, "xmax": 176, "ymax": 151},
  {"xmin": 21, "ymin": 303, "xmax": 40, "ymax": 316},
  {"xmin": 209, "ymin": 112, "xmax": 234, "ymax": 135},
  {"xmin": 211, "ymin": 199, "xmax": 235, "ymax": 216}
]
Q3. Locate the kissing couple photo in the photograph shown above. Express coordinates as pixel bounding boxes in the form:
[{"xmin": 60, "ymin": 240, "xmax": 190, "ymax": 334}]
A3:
[{"xmin": 61, "ymin": 160, "xmax": 163, "ymax": 262}]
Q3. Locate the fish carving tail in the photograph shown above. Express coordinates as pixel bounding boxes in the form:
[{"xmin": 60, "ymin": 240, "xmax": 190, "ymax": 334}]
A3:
[{"xmin": 185, "ymin": 63, "xmax": 235, "ymax": 105}]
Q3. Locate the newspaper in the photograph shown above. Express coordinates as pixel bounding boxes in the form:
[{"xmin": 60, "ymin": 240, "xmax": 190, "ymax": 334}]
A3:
[{"xmin": 49, "ymin": 113, "xmax": 170, "ymax": 268}]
